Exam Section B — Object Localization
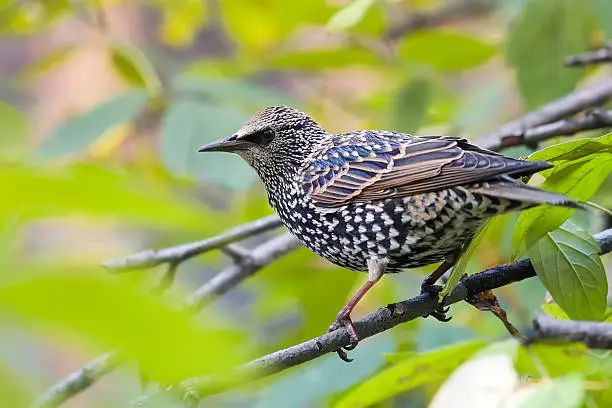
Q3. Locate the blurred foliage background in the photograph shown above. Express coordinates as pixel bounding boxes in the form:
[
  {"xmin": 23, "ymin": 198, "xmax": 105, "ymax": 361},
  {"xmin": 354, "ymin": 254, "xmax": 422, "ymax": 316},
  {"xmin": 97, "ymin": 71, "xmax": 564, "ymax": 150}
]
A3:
[{"xmin": 1, "ymin": 0, "xmax": 612, "ymax": 407}]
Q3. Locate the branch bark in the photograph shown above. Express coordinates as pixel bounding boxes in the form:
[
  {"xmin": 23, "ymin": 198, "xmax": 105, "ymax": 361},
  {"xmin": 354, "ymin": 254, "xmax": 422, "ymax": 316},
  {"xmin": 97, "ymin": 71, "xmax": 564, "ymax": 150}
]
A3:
[
  {"xmin": 130, "ymin": 228, "xmax": 612, "ymax": 407},
  {"xmin": 101, "ymin": 214, "xmax": 282, "ymax": 272},
  {"xmin": 566, "ymin": 45, "xmax": 612, "ymax": 67},
  {"xmin": 478, "ymin": 80, "xmax": 612, "ymax": 151},
  {"xmin": 532, "ymin": 313, "xmax": 612, "ymax": 349},
  {"xmin": 494, "ymin": 109, "xmax": 612, "ymax": 149},
  {"xmin": 31, "ymin": 352, "xmax": 121, "ymax": 408},
  {"xmin": 183, "ymin": 233, "xmax": 301, "ymax": 311}
]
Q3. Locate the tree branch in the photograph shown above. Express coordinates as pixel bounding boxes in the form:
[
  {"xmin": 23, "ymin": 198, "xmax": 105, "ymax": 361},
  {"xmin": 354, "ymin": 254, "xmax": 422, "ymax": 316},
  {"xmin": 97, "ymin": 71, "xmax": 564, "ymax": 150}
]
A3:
[
  {"xmin": 566, "ymin": 45, "xmax": 612, "ymax": 67},
  {"xmin": 31, "ymin": 352, "xmax": 121, "ymax": 408},
  {"xmin": 478, "ymin": 80, "xmax": 612, "ymax": 151},
  {"xmin": 101, "ymin": 214, "xmax": 282, "ymax": 272},
  {"xmin": 494, "ymin": 109, "xmax": 612, "ymax": 149},
  {"xmin": 183, "ymin": 233, "xmax": 301, "ymax": 312},
  {"xmin": 130, "ymin": 228, "xmax": 612, "ymax": 406},
  {"xmin": 531, "ymin": 313, "xmax": 612, "ymax": 349}
]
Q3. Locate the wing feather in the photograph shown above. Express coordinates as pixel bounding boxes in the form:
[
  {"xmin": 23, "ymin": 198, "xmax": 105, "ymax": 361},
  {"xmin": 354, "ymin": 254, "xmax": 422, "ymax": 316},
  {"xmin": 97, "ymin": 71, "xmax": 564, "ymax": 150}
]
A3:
[{"xmin": 301, "ymin": 133, "xmax": 548, "ymax": 208}]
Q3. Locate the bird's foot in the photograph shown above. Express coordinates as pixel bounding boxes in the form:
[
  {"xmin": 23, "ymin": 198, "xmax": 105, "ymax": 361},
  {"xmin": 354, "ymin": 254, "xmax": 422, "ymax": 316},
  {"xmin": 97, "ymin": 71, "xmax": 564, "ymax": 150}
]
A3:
[
  {"xmin": 420, "ymin": 283, "xmax": 452, "ymax": 322},
  {"xmin": 328, "ymin": 316, "xmax": 359, "ymax": 362}
]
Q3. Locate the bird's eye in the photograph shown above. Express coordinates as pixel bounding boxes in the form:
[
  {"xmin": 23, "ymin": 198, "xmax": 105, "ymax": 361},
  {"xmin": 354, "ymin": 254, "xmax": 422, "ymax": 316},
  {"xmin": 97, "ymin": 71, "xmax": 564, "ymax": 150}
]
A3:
[{"xmin": 243, "ymin": 128, "xmax": 275, "ymax": 146}]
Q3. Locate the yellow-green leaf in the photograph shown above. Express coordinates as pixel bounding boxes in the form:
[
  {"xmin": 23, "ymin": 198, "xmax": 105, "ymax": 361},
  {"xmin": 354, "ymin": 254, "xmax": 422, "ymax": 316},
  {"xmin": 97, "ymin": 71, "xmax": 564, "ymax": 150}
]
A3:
[
  {"xmin": 541, "ymin": 303, "xmax": 570, "ymax": 320},
  {"xmin": 19, "ymin": 45, "xmax": 76, "ymax": 81},
  {"xmin": 528, "ymin": 132, "xmax": 612, "ymax": 166},
  {"xmin": 398, "ymin": 30, "xmax": 496, "ymax": 71},
  {"xmin": 109, "ymin": 41, "xmax": 163, "ymax": 97},
  {"xmin": 0, "ymin": 271, "xmax": 249, "ymax": 384},
  {"xmin": 0, "ymin": 162, "xmax": 216, "ymax": 231},
  {"xmin": 0, "ymin": 99, "xmax": 29, "ymax": 161},
  {"xmin": 155, "ymin": 0, "xmax": 206, "ymax": 47},
  {"xmin": 334, "ymin": 340, "xmax": 485, "ymax": 408},
  {"xmin": 267, "ymin": 48, "xmax": 379, "ymax": 70},
  {"xmin": 440, "ymin": 221, "xmax": 491, "ymax": 301}
]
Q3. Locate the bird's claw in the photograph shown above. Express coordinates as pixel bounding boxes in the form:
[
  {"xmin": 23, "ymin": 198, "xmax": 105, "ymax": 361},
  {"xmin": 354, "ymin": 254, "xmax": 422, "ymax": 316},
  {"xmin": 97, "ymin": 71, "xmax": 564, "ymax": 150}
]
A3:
[
  {"xmin": 420, "ymin": 283, "xmax": 452, "ymax": 322},
  {"xmin": 328, "ymin": 317, "xmax": 359, "ymax": 362},
  {"xmin": 429, "ymin": 305, "xmax": 452, "ymax": 322}
]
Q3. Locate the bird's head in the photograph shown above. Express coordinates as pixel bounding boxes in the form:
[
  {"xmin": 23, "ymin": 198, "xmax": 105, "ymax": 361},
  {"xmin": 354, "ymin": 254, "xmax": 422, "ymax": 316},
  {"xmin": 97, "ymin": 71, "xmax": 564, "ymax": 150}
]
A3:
[{"xmin": 198, "ymin": 106, "xmax": 327, "ymax": 182}]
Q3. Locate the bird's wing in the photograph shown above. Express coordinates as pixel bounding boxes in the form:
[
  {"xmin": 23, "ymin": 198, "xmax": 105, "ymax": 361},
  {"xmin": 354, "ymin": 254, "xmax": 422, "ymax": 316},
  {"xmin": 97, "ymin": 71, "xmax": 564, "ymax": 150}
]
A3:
[{"xmin": 302, "ymin": 133, "xmax": 550, "ymax": 208}]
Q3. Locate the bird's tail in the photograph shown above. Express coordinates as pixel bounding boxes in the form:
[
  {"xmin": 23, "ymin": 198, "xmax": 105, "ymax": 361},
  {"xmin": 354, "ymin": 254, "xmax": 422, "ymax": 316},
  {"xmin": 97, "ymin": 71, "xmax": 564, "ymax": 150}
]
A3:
[{"xmin": 470, "ymin": 178, "xmax": 584, "ymax": 210}]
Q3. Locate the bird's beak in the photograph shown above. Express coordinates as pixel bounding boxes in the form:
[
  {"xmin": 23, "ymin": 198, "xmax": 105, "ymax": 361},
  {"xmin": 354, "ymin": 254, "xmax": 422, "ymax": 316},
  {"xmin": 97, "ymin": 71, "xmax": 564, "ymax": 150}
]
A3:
[{"xmin": 197, "ymin": 135, "xmax": 250, "ymax": 153}]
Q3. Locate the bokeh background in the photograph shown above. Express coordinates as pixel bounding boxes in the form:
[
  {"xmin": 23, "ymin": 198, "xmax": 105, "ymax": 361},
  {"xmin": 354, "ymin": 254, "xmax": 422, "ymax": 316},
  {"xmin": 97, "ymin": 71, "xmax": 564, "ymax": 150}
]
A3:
[{"xmin": 1, "ymin": 0, "xmax": 612, "ymax": 407}]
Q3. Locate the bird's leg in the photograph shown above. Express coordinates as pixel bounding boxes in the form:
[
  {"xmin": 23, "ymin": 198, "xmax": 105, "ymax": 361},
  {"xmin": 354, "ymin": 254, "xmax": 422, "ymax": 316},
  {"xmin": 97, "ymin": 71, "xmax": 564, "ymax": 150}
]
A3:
[
  {"xmin": 420, "ymin": 251, "xmax": 461, "ymax": 323},
  {"xmin": 328, "ymin": 257, "xmax": 387, "ymax": 362},
  {"xmin": 420, "ymin": 255, "xmax": 458, "ymax": 294}
]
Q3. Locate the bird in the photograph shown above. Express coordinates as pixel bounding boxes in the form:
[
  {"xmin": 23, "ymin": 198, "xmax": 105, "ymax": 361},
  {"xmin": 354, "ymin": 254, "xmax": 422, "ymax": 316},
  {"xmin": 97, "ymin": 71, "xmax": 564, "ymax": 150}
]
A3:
[{"xmin": 197, "ymin": 106, "xmax": 579, "ymax": 361}]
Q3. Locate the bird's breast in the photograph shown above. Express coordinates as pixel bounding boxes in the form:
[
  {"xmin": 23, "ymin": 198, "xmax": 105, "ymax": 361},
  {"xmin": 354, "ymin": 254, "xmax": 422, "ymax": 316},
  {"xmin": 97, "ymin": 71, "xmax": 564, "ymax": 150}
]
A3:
[{"xmin": 272, "ymin": 188, "xmax": 489, "ymax": 273}]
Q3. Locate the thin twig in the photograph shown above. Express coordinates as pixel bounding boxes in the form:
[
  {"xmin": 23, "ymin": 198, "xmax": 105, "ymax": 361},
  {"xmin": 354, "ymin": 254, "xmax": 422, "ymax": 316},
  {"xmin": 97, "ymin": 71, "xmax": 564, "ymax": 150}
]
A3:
[
  {"xmin": 478, "ymin": 80, "xmax": 612, "ymax": 151},
  {"xmin": 130, "ymin": 228, "xmax": 612, "ymax": 406},
  {"xmin": 183, "ymin": 233, "xmax": 301, "ymax": 312},
  {"xmin": 31, "ymin": 352, "xmax": 122, "ymax": 408},
  {"xmin": 101, "ymin": 215, "xmax": 282, "ymax": 272},
  {"xmin": 531, "ymin": 314, "xmax": 612, "ymax": 349},
  {"xmin": 497, "ymin": 109, "xmax": 612, "ymax": 148},
  {"xmin": 566, "ymin": 46, "xmax": 612, "ymax": 67}
]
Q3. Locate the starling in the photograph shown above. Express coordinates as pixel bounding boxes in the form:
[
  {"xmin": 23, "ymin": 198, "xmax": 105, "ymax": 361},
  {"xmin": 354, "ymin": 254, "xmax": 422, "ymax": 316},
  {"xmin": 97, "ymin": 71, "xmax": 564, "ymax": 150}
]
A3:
[{"xmin": 198, "ymin": 106, "xmax": 579, "ymax": 360}]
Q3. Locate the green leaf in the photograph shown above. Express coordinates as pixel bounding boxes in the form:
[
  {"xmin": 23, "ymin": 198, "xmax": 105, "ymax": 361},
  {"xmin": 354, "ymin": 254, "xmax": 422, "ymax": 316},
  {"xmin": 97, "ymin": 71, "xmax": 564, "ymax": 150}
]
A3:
[
  {"xmin": 221, "ymin": 0, "xmax": 334, "ymax": 53},
  {"xmin": 0, "ymin": 99, "xmax": 29, "ymax": 161},
  {"xmin": 109, "ymin": 40, "xmax": 163, "ymax": 97},
  {"xmin": 594, "ymin": 0, "xmax": 612, "ymax": 38},
  {"xmin": 506, "ymin": 0, "xmax": 591, "ymax": 110},
  {"xmin": 0, "ymin": 162, "xmax": 214, "ymax": 230},
  {"xmin": 326, "ymin": 0, "xmax": 378, "ymax": 32},
  {"xmin": 19, "ymin": 44, "xmax": 76, "ymax": 81},
  {"xmin": 267, "ymin": 48, "xmax": 379, "ymax": 70},
  {"xmin": 528, "ymin": 133, "xmax": 612, "ymax": 165},
  {"xmin": 172, "ymin": 75, "xmax": 294, "ymax": 108},
  {"xmin": 160, "ymin": 100, "xmax": 256, "ymax": 190},
  {"xmin": 509, "ymin": 375, "xmax": 584, "ymax": 408},
  {"xmin": 512, "ymin": 152, "xmax": 612, "ymax": 257},
  {"xmin": 0, "ymin": 356, "xmax": 32, "ymax": 407},
  {"xmin": 38, "ymin": 90, "xmax": 149, "ymax": 160},
  {"xmin": 440, "ymin": 220, "xmax": 491, "ymax": 301},
  {"xmin": 541, "ymin": 303, "xmax": 570, "ymax": 320},
  {"xmin": 391, "ymin": 77, "xmax": 432, "ymax": 133},
  {"xmin": 0, "ymin": 271, "xmax": 248, "ymax": 384},
  {"xmin": 515, "ymin": 343, "xmax": 589, "ymax": 378},
  {"xmin": 527, "ymin": 220, "xmax": 607, "ymax": 321},
  {"xmin": 398, "ymin": 30, "xmax": 496, "ymax": 71},
  {"xmin": 333, "ymin": 340, "xmax": 485, "ymax": 408}
]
